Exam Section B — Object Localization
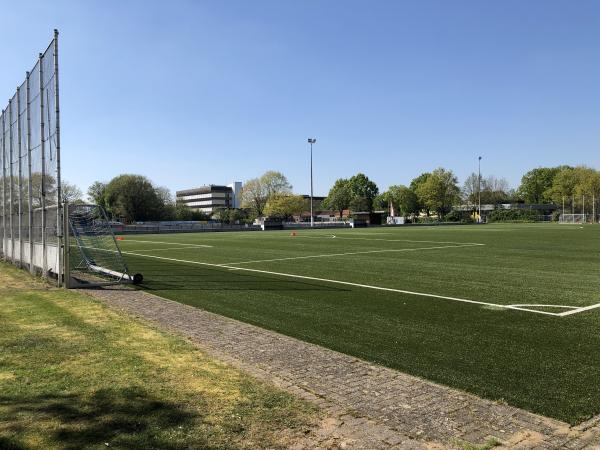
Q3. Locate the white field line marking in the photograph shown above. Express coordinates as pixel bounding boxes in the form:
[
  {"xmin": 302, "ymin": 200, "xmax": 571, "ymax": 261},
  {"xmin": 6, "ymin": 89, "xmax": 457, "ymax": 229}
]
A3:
[
  {"xmin": 130, "ymin": 246, "xmax": 212, "ymax": 253},
  {"xmin": 119, "ymin": 251, "xmax": 564, "ymax": 317},
  {"xmin": 284, "ymin": 235, "xmax": 485, "ymax": 246},
  {"xmin": 223, "ymin": 243, "xmax": 484, "ymax": 265},
  {"xmin": 509, "ymin": 304, "xmax": 578, "ymax": 309},
  {"xmin": 557, "ymin": 303, "xmax": 600, "ymax": 317},
  {"xmin": 119, "ymin": 239, "xmax": 212, "ymax": 248},
  {"xmin": 503, "ymin": 306, "xmax": 562, "ymax": 315}
]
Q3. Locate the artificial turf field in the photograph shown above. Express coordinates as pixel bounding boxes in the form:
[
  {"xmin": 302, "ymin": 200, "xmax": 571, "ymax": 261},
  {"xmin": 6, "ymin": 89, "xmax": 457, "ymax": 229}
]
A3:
[{"xmin": 114, "ymin": 223, "xmax": 600, "ymax": 425}]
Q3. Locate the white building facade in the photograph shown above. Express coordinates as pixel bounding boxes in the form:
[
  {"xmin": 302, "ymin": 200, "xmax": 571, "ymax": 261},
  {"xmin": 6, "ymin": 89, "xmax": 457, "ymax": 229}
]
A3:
[{"xmin": 176, "ymin": 182, "xmax": 242, "ymax": 214}]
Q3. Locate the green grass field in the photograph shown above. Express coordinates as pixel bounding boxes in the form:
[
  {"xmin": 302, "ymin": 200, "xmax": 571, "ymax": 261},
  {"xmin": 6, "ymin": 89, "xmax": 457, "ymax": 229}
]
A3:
[{"xmin": 114, "ymin": 223, "xmax": 600, "ymax": 425}]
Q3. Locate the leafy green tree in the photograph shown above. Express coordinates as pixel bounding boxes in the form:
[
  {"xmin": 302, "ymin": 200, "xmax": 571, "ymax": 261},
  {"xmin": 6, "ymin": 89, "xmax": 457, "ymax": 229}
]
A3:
[
  {"xmin": 213, "ymin": 208, "xmax": 251, "ymax": 224},
  {"xmin": 409, "ymin": 172, "xmax": 431, "ymax": 215},
  {"xmin": 346, "ymin": 173, "xmax": 379, "ymax": 212},
  {"xmin": 103, "ymin": 174, "xmax": 165, "ymax": 222},
  {"xmin": 386, "ymin": 185, "xmax": 419, "ymax": 217},
  {"xmin": 241, "ymin": 171, "xmax": 292, "ymax": 217},
  {"xmin": 547, "ymin": 166, "xmax": 600, "ymax": 208},
  {"xmin": 261, "ymin": 171, "xmax": 292, "ymax": 199},
  {"xmin": 87, "ymin": 181, "xmax": 107, "ymax": 208},
  {"xmin": 241, "ymin": 178, "xmax": 266, "ymax": 216},
  {"xmin": 414, "ymin": 168, "xmax": 460, "ymax": 218},
  {"xmin": 372, "ymin": 193, "xmax": 388, "ymax": 211},
  {"xmin": 349, "ymin": 196, "xmax": 371, "ymax": 212},
  {"xmin": 168, "ymin": 202, "xmax": 208, "ymax": 221},
  {"xmin": 155, "ymin": 186, "xmax": 173, "ymax": 205},
  {"xmin": 264, "ymin": 194, "xmax": 306, "ymax": 219},
  {"xmin": 546, "ymin": 167, "xmax": 578, "ymax": 204},
  {"xmin": 518, "ymin": 167, "xmax": 565, "ymax": 203},
  {"xmin": 409, "ymin": 172, "xmax": 431, "ymax": 191},
  {"xmin": 575, "ymin": 167, "xmax": 600, "ymax": 200},
  {"xmin": 323, "ymin": 178, "xmax": 352, "ymax": 217}
]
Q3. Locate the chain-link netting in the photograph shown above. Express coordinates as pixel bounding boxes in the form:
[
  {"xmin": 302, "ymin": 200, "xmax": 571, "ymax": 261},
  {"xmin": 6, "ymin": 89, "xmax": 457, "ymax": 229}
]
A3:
[
  {"xmin": 67, "ymin": 204, "xmax": 141, "ymax": 286},
  {"xmin": 0, "ymin": 32, "xmax": 62, "ymax": 283}
]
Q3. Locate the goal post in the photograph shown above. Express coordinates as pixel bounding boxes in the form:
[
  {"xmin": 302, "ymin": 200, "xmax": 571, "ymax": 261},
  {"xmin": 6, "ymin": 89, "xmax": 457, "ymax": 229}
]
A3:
[
  {"xmin": 64, "ymin": 203, "xmax": 143, "ymax": 288},
  {"xmin": 559, "ymin": 214, "xmax": 589, "ymax": 224}
]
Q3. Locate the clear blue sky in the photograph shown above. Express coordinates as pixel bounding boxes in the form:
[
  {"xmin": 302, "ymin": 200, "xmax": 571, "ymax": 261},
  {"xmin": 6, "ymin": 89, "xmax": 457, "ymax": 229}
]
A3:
[{"xmin": 1, "ymin": 0, "xmax": 599, "ymax": 197}]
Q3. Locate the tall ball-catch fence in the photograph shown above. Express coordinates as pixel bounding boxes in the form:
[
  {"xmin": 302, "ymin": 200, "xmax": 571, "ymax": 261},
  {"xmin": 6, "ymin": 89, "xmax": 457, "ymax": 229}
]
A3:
[{"xmin": 0, "ymin": 31, "xmax": 62, "ymax": 284}]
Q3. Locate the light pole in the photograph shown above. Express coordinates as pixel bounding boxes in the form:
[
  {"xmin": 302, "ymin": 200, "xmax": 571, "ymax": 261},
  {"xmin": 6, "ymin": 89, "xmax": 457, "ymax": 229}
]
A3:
[
  {"xmin": 308, "ymin": 138, "xmax": 316, "ymax": 227},
  {"xmin": 478, "ymin": 156, "xmax": 482, "ymax": 223}
]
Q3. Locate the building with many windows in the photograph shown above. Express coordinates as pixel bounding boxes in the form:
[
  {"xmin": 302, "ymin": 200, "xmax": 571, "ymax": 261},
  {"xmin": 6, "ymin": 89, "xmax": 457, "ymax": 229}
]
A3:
[{"xmin": 176, "ymin": 182, "xmax": 242, "ymax": 214}]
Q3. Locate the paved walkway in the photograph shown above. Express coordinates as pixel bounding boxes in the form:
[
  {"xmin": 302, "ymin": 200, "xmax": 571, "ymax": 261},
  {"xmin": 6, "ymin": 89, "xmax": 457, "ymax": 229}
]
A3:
[{"xmin": 86, "ymin": 287, "xmax": 600, "ymax": 449}]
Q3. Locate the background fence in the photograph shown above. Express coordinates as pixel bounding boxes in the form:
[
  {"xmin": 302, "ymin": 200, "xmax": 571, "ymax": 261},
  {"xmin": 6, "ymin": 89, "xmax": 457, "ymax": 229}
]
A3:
[{"xmin": 0, "ymin": 31, "xmax": 62, "ymax": 284}]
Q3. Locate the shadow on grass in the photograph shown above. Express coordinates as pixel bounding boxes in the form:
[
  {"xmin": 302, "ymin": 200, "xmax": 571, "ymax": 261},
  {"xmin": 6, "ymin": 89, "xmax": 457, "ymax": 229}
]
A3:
[
  {"xmin": 127, "ymin": 259, "xmax": 349, "ymax": 293},
  {"xmin": 0, "ymin": 386, "xmax": 200, "ymax": 449}
]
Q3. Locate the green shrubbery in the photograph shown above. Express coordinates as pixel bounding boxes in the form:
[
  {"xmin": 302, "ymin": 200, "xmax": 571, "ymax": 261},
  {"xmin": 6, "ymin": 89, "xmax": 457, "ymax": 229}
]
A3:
[
  {"xmin": 486, "ymin": 208, "xmax": 539, "ymax": 223},
  {"xmin": 444, "ymin": 210, "xmax": 474, "ymax": 223}
]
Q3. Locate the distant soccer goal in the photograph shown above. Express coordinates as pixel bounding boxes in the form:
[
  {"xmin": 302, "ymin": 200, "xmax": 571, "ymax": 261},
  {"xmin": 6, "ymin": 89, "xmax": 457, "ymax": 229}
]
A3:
[
  {"xmin": 66, "ymin": 204, "xmax": 142, "ymax": 287},
  {"xmin": 559, "ymin": 214, "xmax": 588, "ymax": 224}
]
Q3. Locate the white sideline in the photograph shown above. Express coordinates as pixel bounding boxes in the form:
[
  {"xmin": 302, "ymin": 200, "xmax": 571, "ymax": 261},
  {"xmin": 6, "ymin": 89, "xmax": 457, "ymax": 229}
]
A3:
[
  {"xmin": 119, "ymin": 239, "xmax": 212, "ymax": 248},
  {"xmin": 131, "ymin": 246, "xmax": 212, "ymax": 253},
  {"xmin": 120, "ymin": 251, "xmax": 568, "ymax": 317},
  {"xmin": 223, "ymin": 243, "xmax": 484, "ymax": 265},
  {"xmin": 290, "ymin": 235, "xmax": 485, "ymax": 246}
]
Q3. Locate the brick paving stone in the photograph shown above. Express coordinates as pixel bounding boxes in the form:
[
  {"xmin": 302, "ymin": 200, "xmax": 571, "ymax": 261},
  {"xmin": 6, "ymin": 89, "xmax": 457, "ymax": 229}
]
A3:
[{"xmin": 86, "ymin": 286, "xmax": 600, "ymax": 449}]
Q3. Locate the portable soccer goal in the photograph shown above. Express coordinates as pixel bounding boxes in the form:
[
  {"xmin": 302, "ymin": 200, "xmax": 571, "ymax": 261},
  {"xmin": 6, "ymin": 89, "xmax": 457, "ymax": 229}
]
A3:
[
  {"xmin": 65, "ymin": 203, "xmax": 143, "ymax": 288},
  {"xmin": 559, "ymin": 214, "xmax": 588, "ymax": 224}
]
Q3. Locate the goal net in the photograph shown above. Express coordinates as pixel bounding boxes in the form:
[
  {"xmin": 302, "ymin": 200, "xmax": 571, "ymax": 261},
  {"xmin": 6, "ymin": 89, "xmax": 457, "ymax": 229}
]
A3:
[
  {"xmin": 66, "ymin": 204, "xmax": 142, "ymax": 287},
  {"xmin": 559, "ymin": 214, "xmax": 588, "ymax": 224}
]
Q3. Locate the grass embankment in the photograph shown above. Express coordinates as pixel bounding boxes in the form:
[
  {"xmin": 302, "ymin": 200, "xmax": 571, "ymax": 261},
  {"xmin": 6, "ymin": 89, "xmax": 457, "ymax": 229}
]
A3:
[{"xmin": 0, "ymin": 263, "xmax": 316, "ymax": 449}]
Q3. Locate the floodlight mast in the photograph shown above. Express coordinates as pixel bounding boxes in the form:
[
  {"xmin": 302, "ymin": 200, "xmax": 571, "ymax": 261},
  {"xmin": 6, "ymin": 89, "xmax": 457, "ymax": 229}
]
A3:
[
  {"xmin": 308, "ymin": 138, "xmax": 316, "ymax": 228},
  {"xmin": 478, "ymin": 156, "xmax": 482, "ymax": 223}
]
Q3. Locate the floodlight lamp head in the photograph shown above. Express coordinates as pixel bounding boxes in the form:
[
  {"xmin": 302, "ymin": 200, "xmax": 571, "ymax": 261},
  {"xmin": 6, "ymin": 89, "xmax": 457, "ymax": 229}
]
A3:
[{"xmin": 308, "ymin": 138, "xmax": 316, "ymax": 144}]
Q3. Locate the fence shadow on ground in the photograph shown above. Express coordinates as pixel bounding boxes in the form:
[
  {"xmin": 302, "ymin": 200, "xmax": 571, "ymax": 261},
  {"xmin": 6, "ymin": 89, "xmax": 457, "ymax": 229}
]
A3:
[
  {"xmin": 127, "ymin": 258, "xmax": 348, "ymax": 293},
  {"xmin": 0, "ymin": 386, "xmax": 198, "ymax": 449}
]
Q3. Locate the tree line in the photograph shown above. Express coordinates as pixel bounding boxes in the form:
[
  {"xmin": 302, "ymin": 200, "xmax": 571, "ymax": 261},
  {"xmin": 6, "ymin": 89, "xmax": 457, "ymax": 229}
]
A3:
[
  {"xmin": 86, "ymin": 175, "xmax": 208, "ymax": 223},
  {"xmin": 325, "ymin": 165, "xmax": 600, "ymax": 219},
  {"xmin": 83, "ymin": 171, "xmax": 305, "ymax": 223},
  {"xmin": 81, "ymin": 165, "xmax": 600, "ymax": 223}
]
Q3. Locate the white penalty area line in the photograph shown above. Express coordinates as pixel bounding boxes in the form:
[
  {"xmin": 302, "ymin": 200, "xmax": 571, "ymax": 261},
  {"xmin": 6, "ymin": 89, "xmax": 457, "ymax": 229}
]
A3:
[
  {"xmin": 223, "ymin": 243, "xmax": 484, "ymax": 265},
  {"xmin": 119, "ymin": 251, "xmax": 588, "ymax": 318},
  {"xmin": 556, "ymin": 303, "xmax": 600, "ymax": 317}
]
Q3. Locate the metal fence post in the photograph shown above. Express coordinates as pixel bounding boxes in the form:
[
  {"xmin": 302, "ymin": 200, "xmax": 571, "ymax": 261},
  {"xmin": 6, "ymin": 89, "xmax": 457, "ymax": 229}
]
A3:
[
  {"xmin": 8, "ymin": 98, "xmax": 14, "ymax": 264},
  {"xmin": 1, "ymin": 110, "xmax": 5, "ymax": 261},
  {"xmin": 26, "ymin": 72, "xmax": 34, "ymax": 273},
  {"xmin": 63, "ymin": 202, "xmax": 70, "ymax": 288},
  {"xmin": 39, "ymin": 53, "xmax": 47, "ymax": 275},
  {"xmin": 17, "ymin": 87, "xmax": 23, "ymax": 268},
  {"xmin": 53, "ymin": 30, "xmax": 63, "ymax": 286}
]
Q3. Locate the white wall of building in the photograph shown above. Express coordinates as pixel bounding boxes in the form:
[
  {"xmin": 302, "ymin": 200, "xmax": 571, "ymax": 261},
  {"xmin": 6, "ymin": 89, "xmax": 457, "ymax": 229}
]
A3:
[{"xmin": 229, "ymin": 182, "xmax": 243, "ymax": 209}]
